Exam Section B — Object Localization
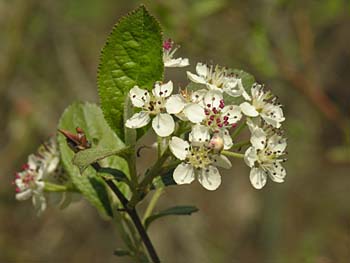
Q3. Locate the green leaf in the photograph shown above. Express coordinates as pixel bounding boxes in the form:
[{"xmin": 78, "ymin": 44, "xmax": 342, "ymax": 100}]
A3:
[
  {"xmin": 73, "ymin": 146, "xmax": 130, "ymax": 172},
  {"xmin": 113, "ymin": 249, "xmax": 132, "ymax": 257},
  {"xmin": 223, "ymin": 68, "xmax": 256, "ymax": 105},
  {"xmin": 98, "ymin": 5, "xmax": 163, "ymax": 140},
  {"xmin": 145, "ymin": 205, "xmax": 199, "ymax": 229},
  {"xmin": 57, "ymin": 102, "xmax": 129, "ymax": 219},
  {"xmin": 231, "ymin": 68, "xmax": 255, "ymax": 91},
  {"xmin": 151, "ymin": 168, "xmax": 177, "ymax": 189}
]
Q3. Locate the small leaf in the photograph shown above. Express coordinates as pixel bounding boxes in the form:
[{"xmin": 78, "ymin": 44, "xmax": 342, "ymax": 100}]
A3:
[
  {"xmin": 145, "ymin": 205, "xmax": 199, "ymax": 229},
  {"xmin": 113, "ymin": 249, "xmax": 132, "ymax": 257},
  {"xmin": 98, "ymin": 167, "xmax": 129, "ymax": 183},
  {"xmin": 73, "ymin": 146, "xmax": 130, "ymax": 172},
  {"xmin": 57, "ymin": 102, "xmax": 130, "ymax": 219},
  {"xmin": 98, "ymin": 5, "xmax": 163, "ymax": 140}
]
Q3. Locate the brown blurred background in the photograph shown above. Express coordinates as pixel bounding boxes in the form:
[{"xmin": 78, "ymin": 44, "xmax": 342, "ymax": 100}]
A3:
[{"xmin": 1, "ymin": 0, "xmax": 350, "ymax": 262}]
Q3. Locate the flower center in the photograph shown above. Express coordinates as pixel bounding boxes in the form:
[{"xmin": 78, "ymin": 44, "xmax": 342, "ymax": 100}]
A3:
[
  {"xmin": 204, "ymin": 99, "xmax": 236, "ymax": 130},
  {"xmin": 145, "ymin": 96, "xmax": 166, "ymax": 115},
  {"xmin": 21, "ymin": 171, "xmax": 37, "ymax": 188},
  {"xmin": 205, "ymin": 65, "xmax": 232, "ymax": 89},
  {"xmin": 163, "ymin": 39, "xmax": 172, "ymax": 51},
  {"xmin": 186, "ymin": 146, "xmax": 213, "ymax": 169}
]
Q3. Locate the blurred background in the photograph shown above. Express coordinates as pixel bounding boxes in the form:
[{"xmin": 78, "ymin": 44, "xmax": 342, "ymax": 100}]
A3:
[{"xmin": 1, "ymin": 0, "xmax": 350, "ymax": 262}]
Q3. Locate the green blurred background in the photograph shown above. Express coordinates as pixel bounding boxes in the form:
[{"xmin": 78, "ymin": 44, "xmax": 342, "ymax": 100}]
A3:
[{"xmin": 1, "ymin": 0, "xmax": 350, "ymax": 262}]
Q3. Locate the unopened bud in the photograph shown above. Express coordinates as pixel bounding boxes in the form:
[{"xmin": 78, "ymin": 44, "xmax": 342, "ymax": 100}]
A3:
[{"xmin": 209, "ymin": 135, "xmax": 224, "ymax": 152}]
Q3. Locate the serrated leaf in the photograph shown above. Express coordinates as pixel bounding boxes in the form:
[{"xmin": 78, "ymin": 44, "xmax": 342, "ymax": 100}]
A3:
[
  {"xmin": 145, "ymin": 205, "xmax": 199, "ymax": 229},
  {"xmin": 57, "ymin": 102, "xmax": 129, "ymax": 219},
  {"xmin": 98, "ymin": 5, "xmax": 163, "ymax": 140}
]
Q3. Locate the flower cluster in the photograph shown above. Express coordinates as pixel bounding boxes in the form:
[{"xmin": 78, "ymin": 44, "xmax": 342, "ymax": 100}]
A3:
[
  {"xmin": 14, "ymin": 138, "xmax": 60, "ymax": 214},
  {"xmin": 125, "ymin": 39, "xmax": 288, "ymax": 190}
]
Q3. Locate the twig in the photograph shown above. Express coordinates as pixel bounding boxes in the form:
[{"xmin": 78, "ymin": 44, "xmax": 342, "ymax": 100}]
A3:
[{"xmin": 62, "ymin": 133, "xmax": 160, "ymax": 263}]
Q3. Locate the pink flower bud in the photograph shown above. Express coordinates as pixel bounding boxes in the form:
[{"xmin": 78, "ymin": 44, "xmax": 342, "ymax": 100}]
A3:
[{"xmin": 209, "ymin": 136, "xmax": 224, "ymax": 152}]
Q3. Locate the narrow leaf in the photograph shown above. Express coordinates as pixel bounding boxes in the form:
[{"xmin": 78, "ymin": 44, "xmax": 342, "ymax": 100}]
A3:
[
  {"xmin": 73, "ymin": 146, "xmax": 130, "ymax": 172},
  {"xmin": 113, "ymin": 249, "xmax": 132, "ymax": 257},
  {"xmin": 145, "ymin": 205, "xmax": 199, "ymax": 229}
]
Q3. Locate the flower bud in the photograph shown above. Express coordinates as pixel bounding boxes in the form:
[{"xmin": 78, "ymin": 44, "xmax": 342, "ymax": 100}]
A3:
[{"xmin": 209, "ymin": 135, "xmax": 224, "ymax": 152}]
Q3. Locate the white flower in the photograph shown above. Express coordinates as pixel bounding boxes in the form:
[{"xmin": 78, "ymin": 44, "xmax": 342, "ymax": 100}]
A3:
[
  {"xmin": 202, "ymin": 90, "xmax": 242, "ymax": 149},
  {"xmin": 244, "ymin": 127, "xmax": 287, "ymax": 189},
  {"xmin": 240, "ymin": 83, "xmax": 285, "ymax": 128},
  {"xmin": 125, "ymin": 81, "xmax": 176, "ymax": 137},
  {"xmin": 15, "ymin": 155, "xmax": 46, "ymax": 214},
  {"xmin": 14, "ymin": 138, "xmax": 61, "ymax": 215},
  {"xmin": 165, "ymin": 88, "xmax": 207, "ymax": 123},
  {"xmin": 187, "ymin": 63, "xmax": 249, "ymax": 98},
  {"xmin": 38, "ymin": 137, "xmax": 60, "ymax": 175},
  {"xmin": 169, "ymin": 125, "xmax": 232, "ymax": 191},
  {"xmin": 163, "ymin": 39, "xmax": 189, "ymax": 68}
]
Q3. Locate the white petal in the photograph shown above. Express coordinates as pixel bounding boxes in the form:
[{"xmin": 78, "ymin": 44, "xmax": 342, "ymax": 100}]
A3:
[
  {"xmin": 189, "ymin": 124, "xmax": 210, "ymax": 144},
  {"xmin": 251, "ymin": 83, "xmax": 263, "ymax": 99},
  {"xmin": 242, "ymin": 89, "xmax": 252, "ymax": 101},
  {"xmin": 268, "ymin": 135, "xmax": 287, "ymax": 153},
  {"xmin": 221, "ymin": 105, "xmax": 242, "ymax": 124},
  {"xmin": 173, "ymin": 163, "xmax": 195, "ymax": 185},
  {"xmin": 125, "ymin": 112, "xmax": 151, "ymax": 129},
  {"xmin": 204, "ymin": 90, "xmax": 223, "ymax": 109},
  {"xmin": 261, "ymin": 115, "xmax": 280, "ymax": 128},
  {"xmin": 244, "ymin": 147, "xmax": 258, "ymax": 168},
  {"xmin": 262, "ymin": 103, "xmax": 284, "ymax": 124},
  {"xmin": 165, "ymin": 95, "xmax": 185, "ymax": 114},
  {"xmin": 169, "ymin": 137, "xmax": 190, "ymax": 160},
  {"xmin": 187, "ymin": 71, "xmax": 207, "ymax": 84},
  {"xmin": 152, "ymin": 81, "xmax": 173, "ymax": 98},
  {"xmin": 249, "ymin": 168, "xmax": 267, "ymax": 189},
  {"xmin": 246, "ymin": 118, "xmax": 259, "ymax": 133},
  {"xmin": 223, "ymin": 77, "xmax": 242, "ymax": 97},
  {"xmin": 196, "ymin": 63, "xmax": 208, "ymax": 77},
  {"xmin": 129, "ymin": 86, "xmax": 149, "ymax": 107},
  {"xmin": 16, "ymin": 189, "xmax": 33, "ymax": 201},
  {"xmin": 191, "ymin": 89, "xmax": 207, "ymax": 103},
  {"xmin": 45, "ymin": 156, "xmax": 59, "ymax": 174},
  {"xmin": 32, "ymin": 193, "xmax": 47, "ymax": 215},
  {"xmin": 267, "ymin": 162, "xmax": 286, "ymax": 183},
  {"xmin": 183, "ymin": 104, "xmax": 205, "ymax": 123},
  {"xmin": 28, "ymin": 154, "xmax": 39, "ymax": 170},
  {"xmin": 164, "ymin": 58, "xmax": 189, "ymax": 67},
  {"xmin": 213, "ymin": 154, "xmax": 232, "ymax": 169},
  {"xmin": 152, "ymin": 113, "xmax": 175, "ymax": 137},
  {"xmin": 222, "ymin": 130, "xmax": 233, "ymax": 150},
  {"xmin": 240, "ymin": 102, "xmax": 259, "ymax": 117},
  {"xmin": 198, "ymin": 166, "xmax": 221, "ymax": 191},
  {"xmin": 250, "ymin": 127, "xmax": 267, "ymax": 150}
]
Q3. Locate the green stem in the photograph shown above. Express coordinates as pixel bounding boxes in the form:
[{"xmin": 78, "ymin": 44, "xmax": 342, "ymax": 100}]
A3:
[
  {"xmin": 231, "ymin": 121, "xmax": 247, "ymax": 140},
  {"xmin": 123, "ymin": 96, "xmax": 138, "ymax": 188},
  {"xmin": 231, "ymin": 140, "xmax": 251, "ymax": 150},
  {"xmin": 221, "ymin": 150, "xmax": 245, "ymax": 159},
  {"xmin": 128, "ymin": 148, "xmax": 170, "ymax": 208},
  {"xmin": 157, "ymin": 136, "xmax": 162, "ymax": 158},
  {"xmin": 142, "ymin": 188, "xmax": 163, "ymax": 224}
]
